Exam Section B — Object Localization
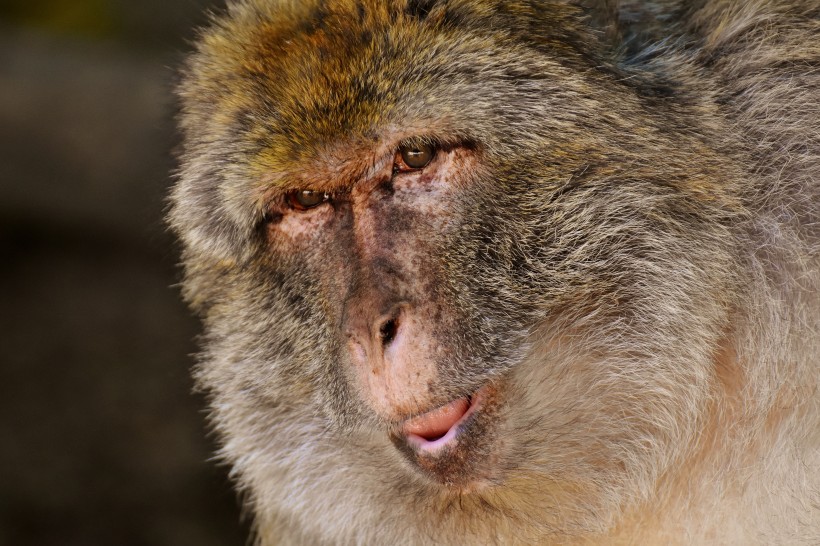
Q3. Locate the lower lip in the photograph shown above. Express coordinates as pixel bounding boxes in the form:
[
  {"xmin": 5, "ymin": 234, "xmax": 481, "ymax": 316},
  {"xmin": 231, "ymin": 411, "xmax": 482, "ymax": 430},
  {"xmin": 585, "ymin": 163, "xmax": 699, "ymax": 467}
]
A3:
[{"xmin": 404, "ymin": 386, "xmax": 488, "ymax": 453}]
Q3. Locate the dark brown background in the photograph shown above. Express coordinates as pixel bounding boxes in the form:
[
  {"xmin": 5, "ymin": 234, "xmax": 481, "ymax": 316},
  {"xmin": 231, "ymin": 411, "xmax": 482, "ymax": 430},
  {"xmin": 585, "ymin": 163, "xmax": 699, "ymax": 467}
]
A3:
[{"xmin": 0, "ymin": 1, "xmax": 249, "ymax": 544}]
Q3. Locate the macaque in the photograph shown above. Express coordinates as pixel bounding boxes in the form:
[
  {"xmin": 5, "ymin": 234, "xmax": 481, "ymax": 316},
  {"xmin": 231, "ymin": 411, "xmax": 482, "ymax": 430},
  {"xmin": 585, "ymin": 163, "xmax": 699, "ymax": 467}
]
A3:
[{"xmin": 170, "ymin": 1, "xmax": 819, "ymax": 543}]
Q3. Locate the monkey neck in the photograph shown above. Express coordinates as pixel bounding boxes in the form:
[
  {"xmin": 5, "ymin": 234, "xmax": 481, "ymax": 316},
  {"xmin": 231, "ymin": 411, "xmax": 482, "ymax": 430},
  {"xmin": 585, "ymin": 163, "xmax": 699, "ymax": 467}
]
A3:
[{"xmin": 603, "ymin": 334, "xmax": 807, "ymax": 545}]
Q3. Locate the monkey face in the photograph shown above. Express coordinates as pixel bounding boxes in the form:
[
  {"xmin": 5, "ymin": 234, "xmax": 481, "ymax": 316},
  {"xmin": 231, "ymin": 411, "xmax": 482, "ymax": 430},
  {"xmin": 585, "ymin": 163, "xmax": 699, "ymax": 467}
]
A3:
[
  {"xmin": 255, "ymin": 135, "xmax": 527, "ymax": 486},
  {"xmin": 172, "ymin": 0, "xmax": 744, "ymax": 532}
]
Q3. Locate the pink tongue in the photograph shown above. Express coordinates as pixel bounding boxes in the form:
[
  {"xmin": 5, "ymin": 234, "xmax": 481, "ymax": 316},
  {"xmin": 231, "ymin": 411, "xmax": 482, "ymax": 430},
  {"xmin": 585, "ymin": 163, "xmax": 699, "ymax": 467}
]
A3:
[{"xmin": 403, "ymin": 398, "xmax": 470, "ymax": 440}]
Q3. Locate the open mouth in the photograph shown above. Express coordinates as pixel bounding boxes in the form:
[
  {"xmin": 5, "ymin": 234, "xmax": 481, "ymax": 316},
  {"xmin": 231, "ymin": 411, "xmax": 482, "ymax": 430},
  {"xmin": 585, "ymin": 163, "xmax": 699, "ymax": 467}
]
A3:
[
  {"xmin": 402, "ymin": 386, "xmax": 489, "ymax": 453},
  {"xmin": 392, "ymin": 384, "xmax": 499, "ymax": 487}
]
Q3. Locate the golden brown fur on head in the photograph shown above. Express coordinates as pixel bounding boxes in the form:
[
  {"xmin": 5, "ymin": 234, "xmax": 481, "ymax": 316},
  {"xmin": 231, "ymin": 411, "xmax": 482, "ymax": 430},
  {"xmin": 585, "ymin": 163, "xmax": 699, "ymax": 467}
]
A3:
[{"xmin": 170, "ymin": 0, "xmax": 819, "ymax": 544}]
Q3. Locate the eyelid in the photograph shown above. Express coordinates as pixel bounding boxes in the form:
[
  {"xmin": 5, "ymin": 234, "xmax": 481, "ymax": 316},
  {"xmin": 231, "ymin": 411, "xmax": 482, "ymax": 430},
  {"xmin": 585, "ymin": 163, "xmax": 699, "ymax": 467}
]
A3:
[{"xmin": 398, "ymin": 135, "xmax": 437, "ymax": 149}]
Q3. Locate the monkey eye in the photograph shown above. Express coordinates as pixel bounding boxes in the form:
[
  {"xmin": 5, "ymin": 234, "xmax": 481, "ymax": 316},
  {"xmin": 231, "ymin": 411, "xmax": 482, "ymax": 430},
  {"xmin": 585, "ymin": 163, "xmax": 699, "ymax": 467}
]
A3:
[
  {"xmin": 286, "ymin": 189, "xmax": 331, "ymax": 211},
  {"xmin": 395, "ymin": 142, "xmax": 435, "ymax": 172}
]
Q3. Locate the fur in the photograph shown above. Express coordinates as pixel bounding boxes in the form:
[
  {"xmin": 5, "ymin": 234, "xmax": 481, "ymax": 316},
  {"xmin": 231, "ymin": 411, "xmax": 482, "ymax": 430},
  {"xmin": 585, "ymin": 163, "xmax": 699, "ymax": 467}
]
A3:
[{"xmin": 170, "ymin": 1, "xmax": 819, "ymax": 543}]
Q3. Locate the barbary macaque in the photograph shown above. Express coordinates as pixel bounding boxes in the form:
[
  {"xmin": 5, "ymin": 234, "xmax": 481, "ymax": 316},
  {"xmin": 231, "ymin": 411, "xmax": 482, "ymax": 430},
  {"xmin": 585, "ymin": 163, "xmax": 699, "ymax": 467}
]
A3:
[{"xmin": 170, "ymin": 0, "xmax": 819, "ymax": 543}]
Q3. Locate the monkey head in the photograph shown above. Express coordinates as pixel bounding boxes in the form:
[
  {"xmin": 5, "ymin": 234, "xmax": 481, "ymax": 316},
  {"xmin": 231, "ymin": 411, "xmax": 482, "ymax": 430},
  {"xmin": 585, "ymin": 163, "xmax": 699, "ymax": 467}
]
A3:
[{"xmin": 171, "ymin": 0, "xmax": 746, "ymax": 538}]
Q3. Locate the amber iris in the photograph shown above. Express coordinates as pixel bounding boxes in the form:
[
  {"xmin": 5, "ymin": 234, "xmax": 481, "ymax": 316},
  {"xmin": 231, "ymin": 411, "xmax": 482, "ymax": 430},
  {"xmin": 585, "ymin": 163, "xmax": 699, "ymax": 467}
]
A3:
[
  {"xmin": 400, "ymin": 143, "xmax": 434, "ymax": 169},
  {"xmin": 287, "ymin": 190, "xmax": 330, "ymax": 210}
]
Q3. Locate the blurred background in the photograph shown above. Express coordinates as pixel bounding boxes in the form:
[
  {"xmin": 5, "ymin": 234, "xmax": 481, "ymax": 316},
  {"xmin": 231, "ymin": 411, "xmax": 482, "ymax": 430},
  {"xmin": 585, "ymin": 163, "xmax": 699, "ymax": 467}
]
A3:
[{"xmin": 0, "ymin": 1, "xmax": 250, "ymax": 544}]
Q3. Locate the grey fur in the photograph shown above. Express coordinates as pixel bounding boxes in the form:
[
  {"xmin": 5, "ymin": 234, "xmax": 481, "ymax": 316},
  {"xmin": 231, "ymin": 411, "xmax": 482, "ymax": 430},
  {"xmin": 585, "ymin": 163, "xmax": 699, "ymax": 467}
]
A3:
[{"xmin": 170, "ymin": 1, "xmax": 819, "ymax": 543}]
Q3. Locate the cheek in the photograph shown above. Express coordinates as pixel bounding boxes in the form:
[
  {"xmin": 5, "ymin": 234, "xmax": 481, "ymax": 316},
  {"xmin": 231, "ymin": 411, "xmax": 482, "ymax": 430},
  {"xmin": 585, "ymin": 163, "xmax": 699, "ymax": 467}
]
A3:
[
  {"xmin": 268, "ymin": 204, "xmax": 336, "ymax": 239},
  {"xmin": 265, "ymin": 203, "xmax": 356, "ymax": 285},
  {"xmin": 265, "ymin": 208, "xmax": 356, "ymax": 321},
  {"xmin": 390, "ymin": 148, "xmax": 476, "ymax": 224}
]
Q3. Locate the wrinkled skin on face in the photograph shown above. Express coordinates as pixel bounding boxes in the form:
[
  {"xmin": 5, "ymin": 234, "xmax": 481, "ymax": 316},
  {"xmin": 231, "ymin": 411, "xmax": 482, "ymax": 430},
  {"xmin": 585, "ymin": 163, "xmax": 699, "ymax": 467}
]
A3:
[{"xmin": 171, "ymin": 0, "xmax": 820, "ymax": 544}]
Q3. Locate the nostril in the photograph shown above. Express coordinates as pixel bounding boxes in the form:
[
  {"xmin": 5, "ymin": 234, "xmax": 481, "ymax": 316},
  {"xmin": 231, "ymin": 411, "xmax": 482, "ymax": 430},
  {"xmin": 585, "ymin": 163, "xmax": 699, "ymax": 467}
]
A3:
[
  {"xmin": 379, "ymin": 317, "xmax": 399, "ymax": 346},
  {"xmin": 377, "ymin": 305, "xmax": 405, "ymax": 348}
]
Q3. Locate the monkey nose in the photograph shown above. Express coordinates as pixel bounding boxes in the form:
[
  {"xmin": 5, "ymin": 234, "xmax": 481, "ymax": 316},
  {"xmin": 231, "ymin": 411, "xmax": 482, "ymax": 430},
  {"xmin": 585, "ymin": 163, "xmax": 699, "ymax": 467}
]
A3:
[
  {"xmin": 345, "ymin": 303, "xmax": 403, "ymax": 355},
  {"xmin": 344, "ymin": 302, "xmax": 442, "ymax": 420}
]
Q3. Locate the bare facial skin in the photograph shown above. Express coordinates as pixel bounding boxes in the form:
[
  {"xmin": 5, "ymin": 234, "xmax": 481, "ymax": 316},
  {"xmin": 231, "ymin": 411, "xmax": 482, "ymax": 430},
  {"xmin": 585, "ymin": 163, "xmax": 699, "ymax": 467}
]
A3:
[{"xmin": 171, "ymin": 1, "xmax": 819, "ymax": 544}]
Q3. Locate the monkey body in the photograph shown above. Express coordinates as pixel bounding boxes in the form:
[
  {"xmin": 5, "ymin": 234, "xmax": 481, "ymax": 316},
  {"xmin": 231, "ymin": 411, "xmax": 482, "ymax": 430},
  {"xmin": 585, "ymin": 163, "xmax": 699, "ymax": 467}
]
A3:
[{"xmin": 171, "ymin": 1, "xmax": 819, "ymax": 543}]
